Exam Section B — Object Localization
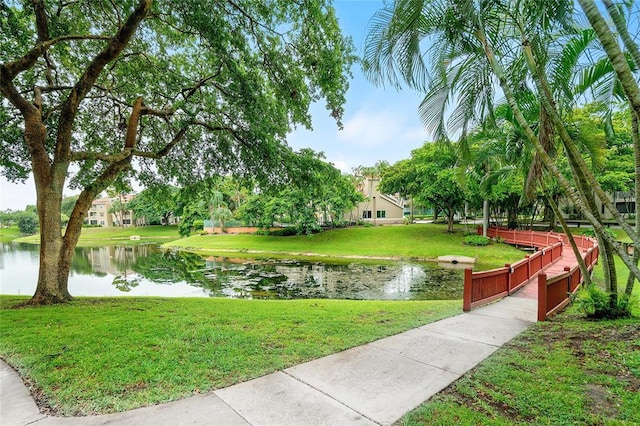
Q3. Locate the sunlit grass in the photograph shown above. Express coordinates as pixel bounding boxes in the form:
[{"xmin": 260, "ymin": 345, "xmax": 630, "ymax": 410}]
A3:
[
  {"xmin": 0, "ymin": 296, "xmax": 460, "ymax": 416},
  {"xmin": 14, "ymin": 225, "xmax": 180, "ymax": 246},
  {"xmin": 0, "ymin": 225, "xmax": 21, "ymax": 242},
  {"xmin": 164, "ymin": 224, "xmax": 525, "ymax": 270}
]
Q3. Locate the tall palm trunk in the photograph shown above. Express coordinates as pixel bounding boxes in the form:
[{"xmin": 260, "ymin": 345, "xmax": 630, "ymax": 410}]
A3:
[
  {"xmin": 626, "ymin": 106, "xmax": 640, "ymax": 296},
  {"xmin": 541, "ymin": 180, "xmax": 593, "ymax": 287},
  {"xmin": 474, "ymin": 28, "xmax": 640, "ymax": 283}
]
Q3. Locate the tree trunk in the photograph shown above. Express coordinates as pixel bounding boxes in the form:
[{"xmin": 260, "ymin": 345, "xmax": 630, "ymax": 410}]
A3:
[
  {"xmin": 476, "ymin": 27, "xmax": 640, "ymax": 283},
  {"xmin": 626, "ymin": 104, "xmax": 640, "ymax": 296},
  {"xmin": 544, "ymin": 185, "xmax": 592, "ymax": 286},
  {"xmin": 31, "ymin": 188, "xmax": 72, "ymax": 304},
  {"xmin": 482, "ymin": 199, "xmax": 489, "ymax": 236}
]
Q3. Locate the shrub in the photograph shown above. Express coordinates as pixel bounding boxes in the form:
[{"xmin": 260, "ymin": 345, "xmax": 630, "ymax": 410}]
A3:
[
  {"xmin": 269, "ymin": 226, "xmax": 299, "ymax": 236},
  {"xmin": 575, "ymin": 284, "xmax": 637, "ymax": 319},
  {"xmin": 17, "ymin": 212, "xmax": 39, "ymax": 234},
  {"xmin": 463, "ymin": 235, "xmax": 489, "ymax": 246},
  {"xmin": 581, "ymin": 227, "xmax": 615, "ymax": 239}
]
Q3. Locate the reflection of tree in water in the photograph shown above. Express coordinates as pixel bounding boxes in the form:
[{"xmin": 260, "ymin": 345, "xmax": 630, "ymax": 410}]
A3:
[
  {"xmin": 123, "ymin": 249, "xmax": 214, "ymax": 286},
  {"xmin": 14, "ymin": 242, "xmax": 464, "ymax": 299},
  {"xmin": 70, "ymin": 247, "xmax": 100, "ymax": 276}
]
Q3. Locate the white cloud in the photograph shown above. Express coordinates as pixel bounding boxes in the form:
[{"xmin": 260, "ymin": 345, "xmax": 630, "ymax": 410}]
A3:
[{"xmin": 339, "ymin": 109, "xmax": 427, "ymax": 149}]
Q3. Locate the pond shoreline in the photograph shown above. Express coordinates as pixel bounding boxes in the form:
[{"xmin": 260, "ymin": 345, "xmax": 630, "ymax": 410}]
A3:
[{"xmin": 164, "ymin": 245, "xmax": 442, "ymax": 263}]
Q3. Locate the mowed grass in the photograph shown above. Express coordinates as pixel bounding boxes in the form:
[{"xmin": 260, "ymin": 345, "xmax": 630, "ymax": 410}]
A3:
[
  {"xmin": 164, "ymin": 224, "xmax": 525, "ymax": 270},
  {"xmin": 0, "ymin": 225, "xmax": 22, "ymax": 242},
  {"xmin": 14, "ymin": 225, "xmax": 180, "ymax": 246},
  {"xmin": 400, "ymin": 308, "xmax": 640, "ymax": 425},
  {"xmin": 0, "ymin": 296, "xmax": 460, "ymax": 415}
]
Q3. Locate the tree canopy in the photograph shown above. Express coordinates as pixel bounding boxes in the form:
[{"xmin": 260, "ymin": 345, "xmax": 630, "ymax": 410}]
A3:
[{"xmin": 0, "ymin": 0, "xmax": 355, "ymax": 304}]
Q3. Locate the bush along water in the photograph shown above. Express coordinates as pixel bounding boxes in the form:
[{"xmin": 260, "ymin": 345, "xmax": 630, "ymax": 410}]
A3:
[
  {"xmin": 574, "ymin": 284, "xmax": 638, "ymax": 319},
  {"xmin": 463, "ymin": 235, "xmax": 490, "ymax": 246}
]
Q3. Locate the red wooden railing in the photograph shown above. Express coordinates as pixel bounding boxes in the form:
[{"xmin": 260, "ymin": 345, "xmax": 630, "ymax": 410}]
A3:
[
  {"xmin": 463, "ymin": 227, "xmax": 598, "ymax": 321},
  {"xmin": 538, "ymin": 240, "xmax": 599, "ymax": 321},
  {"xmin": 463, "ymin": 227, "xmax": 563, "ymax": 311}
]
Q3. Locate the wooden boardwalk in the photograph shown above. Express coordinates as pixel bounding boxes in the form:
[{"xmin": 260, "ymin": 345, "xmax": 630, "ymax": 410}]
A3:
[
  {"xmin": 464, "ymin": 227, "xmax": 599, "ymax": 320},
  {"xmin": 511, "ymin": 244, "xmax": 579, "ymax": 300}
]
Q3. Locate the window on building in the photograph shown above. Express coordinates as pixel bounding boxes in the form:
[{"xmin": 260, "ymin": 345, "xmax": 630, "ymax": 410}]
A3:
[
  {"xmin": 376, "ymin": 210, "xmax": 386, "ymax": 218},
  {"xmin": 100, "ymin": 221, "xmax": 105, "ymax": 225},
  {"xmin": 616, "ymin": 202, "xmax": 636, "ymax": 214},
  {"xmin": 362, "ymin": 210, "xmax": 372, "ymax": 219},
  {"xmin": 100, "ymin": 212, "xmax": 104, "ymax": 217}
]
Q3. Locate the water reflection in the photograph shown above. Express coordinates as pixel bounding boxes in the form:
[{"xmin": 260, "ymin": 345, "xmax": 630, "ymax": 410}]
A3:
[{"xmin": 0, "ymin": 242, "xmax": 464, "ymax": 300}]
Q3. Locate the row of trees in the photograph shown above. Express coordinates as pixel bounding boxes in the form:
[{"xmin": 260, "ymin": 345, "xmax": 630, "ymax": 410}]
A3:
[
  {"xmin": 364, "ymin": 0, "xmax": 639, "ymax": 315},
  {"xmin": 379, "ymin": 103, "xmax": 637, "ymax": 234},
  {"xmin": 112, "ymin": 149, "xmax": 362, "ymax": 236}
]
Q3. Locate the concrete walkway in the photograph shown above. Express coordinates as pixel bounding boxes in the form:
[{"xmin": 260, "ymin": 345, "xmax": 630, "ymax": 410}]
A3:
[{"xmin": 0, "ymin": 293, "xmax": 537, "ymax": 426}]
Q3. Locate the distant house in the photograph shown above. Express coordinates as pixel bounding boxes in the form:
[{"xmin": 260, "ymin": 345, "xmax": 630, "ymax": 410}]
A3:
[
  {"xmin": 87, "ymin": 198, "xmax": 112, "ymax": 227},
  {"xmin": 86, "ymin": 194, "xmax": 141, "ymax": 227},
  {"xmin": 345, "ymin": 177, "xmax": 405, "ymax": 224},
  {"xmin": 560, "ymin": 190, "xmax": 636, "ymax": 221}
]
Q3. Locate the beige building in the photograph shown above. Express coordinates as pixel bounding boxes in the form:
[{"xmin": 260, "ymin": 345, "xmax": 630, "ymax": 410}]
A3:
[
  {"xmin": 560, "ymin": 190, "xmax": 636, "ymax": 221},
  {"xmin": 86, "ymin": 194, "xmax": 139, "ymax": 227},
  {"xmin": 346, "ymin": 177, "xmax": 405, "ymax": 225}
]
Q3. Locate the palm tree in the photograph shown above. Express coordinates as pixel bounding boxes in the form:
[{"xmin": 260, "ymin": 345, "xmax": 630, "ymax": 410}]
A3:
[{"xmin": 363, "ymin": 0, "xmax": 640, "ymax": 311}]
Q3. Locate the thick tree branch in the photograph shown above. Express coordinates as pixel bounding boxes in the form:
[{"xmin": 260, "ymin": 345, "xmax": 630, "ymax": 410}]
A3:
[
  {"xmin": 54, "ymin": 0, "xmax": 152, "ymax": 164},
  {"xmin": 69, "ymin": 150, "xmax": 132, "ymax": 163},
  {"xmin": 2, "ymin": 35, "xmax": 112, "ymax": 80},
  {"xmin": 30, "ymin": 0, "xmax": 50, "ymax": 42},
  {"xmin": 0, "ymin": 68, "xmax": 37, "ymax": 115},
  {"xmin": 132, "ymin": 127, "xmax": 188, "ymax": 158}
]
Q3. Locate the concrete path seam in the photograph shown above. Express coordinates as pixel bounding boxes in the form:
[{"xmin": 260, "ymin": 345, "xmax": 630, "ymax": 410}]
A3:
[
  {"xmin": 211, "ymin": 391, "xmax": 253, "ymax": 426},
  {"xmin": 414, "ymin": 325, "xmax": 503, "ymax": 348},
  {"xmin": 366, "ymin": 340, "xmax": 467, "ymax": 377},
  {"xmin": 280, "ymin": 369, "xmax": 382, "ymax": 426}
]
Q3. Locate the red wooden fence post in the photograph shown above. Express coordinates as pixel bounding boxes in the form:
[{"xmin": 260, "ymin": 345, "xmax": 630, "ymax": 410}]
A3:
[
  {"xmin": 537, "ymin": 273, "xmax": 547, "ymax": 322},
  {"xmin": 564, "ymin": 266, "xmax": 571, "ymax": 294},
  {"xmin": 505, "ymin": 263, "xmax": 512, "ymax": 293},
  {"xmin": 525, "ymin": 255, "xmax": 531, "ymax": 279},
  {"xmin": 463, "ymin": 268, "xmax": 473, "ymax": 311}
]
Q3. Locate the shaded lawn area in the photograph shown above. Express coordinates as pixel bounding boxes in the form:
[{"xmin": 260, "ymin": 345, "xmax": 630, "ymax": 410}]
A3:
[
  {"xmin": 14, "ymin": 225, "xmax": 181, "ymax": 246},
  {"xmin": 400, "ymin": 307, "xmax": 640, "ymax": 426},
  {"xmin": 0, "ymin": 296, "xmax": 460, "ymax": 416},
  {"xmin": 163, "ymin": 224, "xmax": 525, "ymax": 270}
]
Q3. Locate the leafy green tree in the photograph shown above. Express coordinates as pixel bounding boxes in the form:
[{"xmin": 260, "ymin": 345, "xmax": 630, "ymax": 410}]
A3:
[
  {"xmin": 126, "ymin": 185, "xmax": 178, "ymax": 225},
  {"xmin": 60, "ymin": 195, "xmax": 79, "ymax": 218},
  {"xmin": 1, "ymin": 0, "xmax": 354, "ymax": 304},
  {"xmin": 381, "ymin": 143, "xmax": 465, "ymax": 233},
  {"xmin": 364, "ymin": 0, "xmax": 640, "ymax": 313},
  {"xmin": 16, "ymin": 211, "xmax": 39, "ymax": 234},
  {"xmin": 238, "ymin": 149, "xmax": 361, "ymax": 234}
]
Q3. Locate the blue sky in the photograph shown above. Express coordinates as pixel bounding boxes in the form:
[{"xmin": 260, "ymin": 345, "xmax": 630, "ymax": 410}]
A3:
[
  {"xmin": 0, "ymin": 0, "xmax": 428, "ymax": 211},
  {"xmin": 287, "ymin": 0, "xmax": 428, "ymax": 172}
]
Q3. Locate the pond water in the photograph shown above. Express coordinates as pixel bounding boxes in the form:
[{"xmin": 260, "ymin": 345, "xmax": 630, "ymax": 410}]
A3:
[{"xmin": 0, "ymin": 242, "xmax": 465, "ymax": 300}]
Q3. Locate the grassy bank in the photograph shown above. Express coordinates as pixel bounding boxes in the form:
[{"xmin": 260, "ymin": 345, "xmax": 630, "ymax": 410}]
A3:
[
  {"xmin": 400, "ymin": 307, "xmax": 640, "ymax": 425},
  {"xmin": 14, "ymin": 225, "xmax": 180, "ymax": 246},
  {"xmin": 0, "ymin": 225, "xmax": 21, "ymax": 242},
  {"xmin": 0, "ymin": 296, "xmax": 460, "ymax": 416},
  {"xmin": 163, "ymin": 224, "xmax": 525, "ymax": 270}
]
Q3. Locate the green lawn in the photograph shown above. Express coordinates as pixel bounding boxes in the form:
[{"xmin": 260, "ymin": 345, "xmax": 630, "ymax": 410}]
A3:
[
  {"xmin": 14, "ymin": 225, "xmax": 180, "ymax": 246},
  {"xmin": 0, "ymin": 296, "xmax": 460, "ymax": 415},
  {"xmin": 0, "ymin": 225, "xmax": 22, "ymax": 242},
  {"xmin": 399, "ymin": 307, "xmax": 640, "ymax": 425},
  {"xmin": 163, "ymin": 224, "xmax": 525, "ymax": 270}
]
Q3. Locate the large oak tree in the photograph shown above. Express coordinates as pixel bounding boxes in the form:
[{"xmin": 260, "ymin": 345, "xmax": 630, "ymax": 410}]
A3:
[{"xmin": 0, "ymin": 0, "xmax": 354, "ymax": 304}]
